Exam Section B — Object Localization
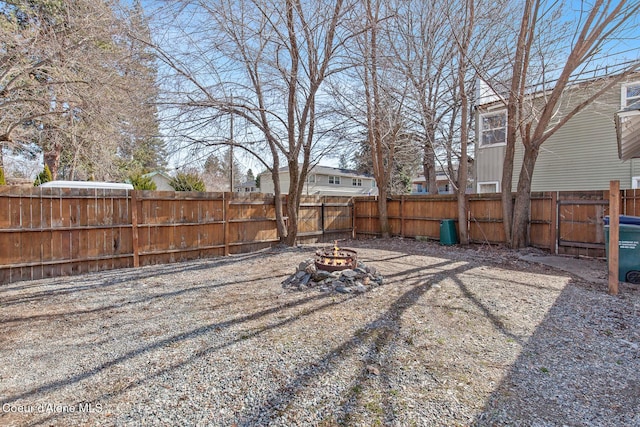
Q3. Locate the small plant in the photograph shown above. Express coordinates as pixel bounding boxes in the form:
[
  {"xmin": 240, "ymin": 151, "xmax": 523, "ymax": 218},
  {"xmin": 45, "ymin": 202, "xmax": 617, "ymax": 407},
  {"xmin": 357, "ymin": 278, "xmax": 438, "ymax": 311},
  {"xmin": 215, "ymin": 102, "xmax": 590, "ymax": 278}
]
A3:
[
  {"xmin": 169, "ymin": 172, "xmax": 206, "ymax": 192},
  {"xmin": 539, "ymin": 367, "xmax": 549, "ymax": 373},
  {"xmin": 129, "ymin": 173, "xmax": 157, "ymax": 190},
  {"xmin": 0, "ymin": 166, "xmax": 5, "ymax": 185},
  {"xmin": 34, "ymin": 165, "xmax": 52, "ymax": 186}
]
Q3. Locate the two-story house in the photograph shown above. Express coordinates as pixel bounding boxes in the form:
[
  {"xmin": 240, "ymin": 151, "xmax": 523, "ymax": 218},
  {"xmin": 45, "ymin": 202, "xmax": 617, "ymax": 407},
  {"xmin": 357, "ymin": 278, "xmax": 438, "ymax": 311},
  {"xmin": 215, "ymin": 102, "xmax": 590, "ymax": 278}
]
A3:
[
  {"xmin": 259, "ymin": 165, "xmax": 378, "ymax": 196},
  {"xmin": 475, "ymin": 73, "xmax": 640, "ymax": 193}
]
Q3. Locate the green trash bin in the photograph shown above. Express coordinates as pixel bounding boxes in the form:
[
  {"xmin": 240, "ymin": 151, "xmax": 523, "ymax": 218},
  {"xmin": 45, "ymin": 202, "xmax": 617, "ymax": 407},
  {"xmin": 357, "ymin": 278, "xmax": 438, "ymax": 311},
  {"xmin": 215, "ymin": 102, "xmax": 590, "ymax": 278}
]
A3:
[
  {"xmin": 440, "ymin": 219, "xmax": 458, "ymax": 245},
  {"xmin": 604, "ymin": 219, "xmax": 640, "ymax": 284}
]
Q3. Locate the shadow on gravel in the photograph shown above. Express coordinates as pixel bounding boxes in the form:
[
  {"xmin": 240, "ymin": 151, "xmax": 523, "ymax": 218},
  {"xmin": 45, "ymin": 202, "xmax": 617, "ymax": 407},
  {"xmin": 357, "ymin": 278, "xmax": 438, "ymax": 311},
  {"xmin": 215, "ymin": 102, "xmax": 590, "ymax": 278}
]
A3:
[
  {"xmin": 238, "ymin": 260, "xmax": 481, "ymax": 426},
  {"xmin": 472, "ymin": 279, "xmax": 640, "ymax": 426},
  {"xmin": 0, "ymin": 250, "xmax": 270, "ymax": 297},
  {"xmin": 0, "ymin": 289, "xmax": 348, "ymax": 410},
  {"xmin": 0, "ymin": 273, "xmax": 289, "ymax": 324}
]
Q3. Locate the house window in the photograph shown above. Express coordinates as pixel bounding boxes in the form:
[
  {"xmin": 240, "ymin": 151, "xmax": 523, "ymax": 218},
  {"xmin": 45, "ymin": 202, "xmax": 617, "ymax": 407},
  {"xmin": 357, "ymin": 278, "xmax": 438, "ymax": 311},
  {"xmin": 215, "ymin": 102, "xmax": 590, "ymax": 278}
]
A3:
[
  {"xmin": 372, "ymin": 180, "xmax": 376, "ymax": 188},
  {"xmin": 328, "ymin": 175, "xmax": 341, "ymax": 185},
  {"xmin": 632, "ymin": 176, "xmax": 640, "ymax": 189},
  {"xmin": 306, "ymin": 174, "xmax": 316, "ymax": 183},
  {"xmin": 479, "ymin": 110, "xmax": 507, "ymax": 147},
  {"xmin": 416, "ymin": 183, "xmax": 424, "ymax": 193},
  {"xmin": 352, "ymin": 178, "xmax": 362, "ymax": 187},
  {"xmin": 622, "ymin": 82, "xmax": 640, "ymax": 108},
  {"xmin": 477, "ymin": 181, "xmax": 499, "ymax": 193}
]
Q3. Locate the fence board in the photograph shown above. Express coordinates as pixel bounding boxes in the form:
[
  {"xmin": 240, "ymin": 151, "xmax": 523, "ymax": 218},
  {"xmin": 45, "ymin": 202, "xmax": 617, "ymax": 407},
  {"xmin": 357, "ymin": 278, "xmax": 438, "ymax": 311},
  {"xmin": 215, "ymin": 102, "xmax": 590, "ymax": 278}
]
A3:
[{"xmin": 4, "ymin": 187, "xmax": 640, "ymax": 285}]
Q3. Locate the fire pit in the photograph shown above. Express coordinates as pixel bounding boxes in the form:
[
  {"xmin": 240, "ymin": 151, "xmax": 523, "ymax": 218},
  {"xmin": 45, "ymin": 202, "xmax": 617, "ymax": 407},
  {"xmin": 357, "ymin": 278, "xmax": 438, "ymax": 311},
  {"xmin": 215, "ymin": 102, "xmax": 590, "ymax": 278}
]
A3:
[
  {"xmin": 282, "ymin": 241, "xmax": 384, "ymax": 293},
  {"xmin": 314, "ymin": 241, "xmax": 358, "ymax": 272}
]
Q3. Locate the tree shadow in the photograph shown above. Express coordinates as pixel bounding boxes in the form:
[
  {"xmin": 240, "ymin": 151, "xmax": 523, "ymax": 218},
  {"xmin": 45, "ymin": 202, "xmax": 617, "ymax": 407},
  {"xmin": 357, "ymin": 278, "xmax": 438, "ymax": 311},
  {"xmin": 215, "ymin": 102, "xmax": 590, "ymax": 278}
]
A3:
[{"xmin": 472, "ymin": 279, "xmax": 640, "ymax": 426}]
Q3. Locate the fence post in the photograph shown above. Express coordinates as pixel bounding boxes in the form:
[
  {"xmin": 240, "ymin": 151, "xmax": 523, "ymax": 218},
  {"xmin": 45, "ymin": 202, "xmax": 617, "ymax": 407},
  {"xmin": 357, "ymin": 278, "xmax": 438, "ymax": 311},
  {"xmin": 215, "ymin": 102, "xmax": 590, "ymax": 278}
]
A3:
[
  {"xmin": 400, "ymin": 195, "xmax": 405, "ymax": 237},
  {"xmin": 550, "ymin": 192, "xmax": 558, "ymax": 254},
  {"xmin": 321, "ymin": 197, "xmax": 325, "ymax": 237},
  {"xmin": 351, "ymin": 198, "xmax": 356, "ymax": 239},
  {"xmin": 224, "ymin": 192, "xmax": 230, "ymax": 256},
  {"xmin": 608, "ymin": 180, "xmax": 619, "ymax": 295},
  {"xmin": 131, "ymin": 190, "xmax": 140, "ymax": 267}
]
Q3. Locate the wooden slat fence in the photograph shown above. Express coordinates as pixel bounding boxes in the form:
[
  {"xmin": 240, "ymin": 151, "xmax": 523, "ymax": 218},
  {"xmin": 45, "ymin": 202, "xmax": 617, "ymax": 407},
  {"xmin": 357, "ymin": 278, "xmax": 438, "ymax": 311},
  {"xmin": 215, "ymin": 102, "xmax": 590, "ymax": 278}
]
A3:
[
  {"xmin": 3, "ymin": 187, "xmax": 640, "ymax": 285},
  {"xmin": 0, "ymin": 188, "xmax": 356, "ymax": 284},
  {"xmin": 355, "ymin": 191, "xmax": 640, "ymax": 259}
]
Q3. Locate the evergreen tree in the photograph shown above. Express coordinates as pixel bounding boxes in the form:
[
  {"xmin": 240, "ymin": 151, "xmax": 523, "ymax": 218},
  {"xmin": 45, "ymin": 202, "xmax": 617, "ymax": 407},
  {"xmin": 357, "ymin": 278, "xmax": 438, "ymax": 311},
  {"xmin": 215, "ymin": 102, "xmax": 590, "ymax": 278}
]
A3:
[
  {"xmin": 34, "ymin": 165, "xmax": 53, "ymax": 186},
  {"xmin": 129, "ymin": 173, "xmax": 157, "ymax": 190},
  {"xmin": 170, "ymin": 172, "xmax": 206, "ymax": 192}
]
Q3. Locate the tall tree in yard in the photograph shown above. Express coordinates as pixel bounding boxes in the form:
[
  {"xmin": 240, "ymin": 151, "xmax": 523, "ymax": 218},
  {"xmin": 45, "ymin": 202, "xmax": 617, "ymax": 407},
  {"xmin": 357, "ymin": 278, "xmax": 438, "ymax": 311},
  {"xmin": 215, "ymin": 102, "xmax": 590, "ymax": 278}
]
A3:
[
  {"xmin": 151, "ymin": 0, "xmax": 353, "ymax": 245},
  {"xmin": 499, "ymin": 0, "xmax": 640, "ymax": 248}
]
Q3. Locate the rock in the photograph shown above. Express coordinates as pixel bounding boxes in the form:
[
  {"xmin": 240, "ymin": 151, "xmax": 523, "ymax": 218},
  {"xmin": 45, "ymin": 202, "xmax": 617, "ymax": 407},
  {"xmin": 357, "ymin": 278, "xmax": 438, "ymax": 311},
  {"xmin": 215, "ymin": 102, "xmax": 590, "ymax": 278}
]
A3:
[
  {"xmin": 304, "ymin": 263, "xmax": 317, "ymax": 274},
  {"xmin": 313, "ymin": 270, "xmax": 333, "ymax": 281},
  {"xmin": 366, "ymin": 365, "xmax": 380, "ymax": 376},
  {"xmin": 294, "ymin": 270, "xmax": 307, "ymax": 279},
  {"xmin": 375, "ymin": 276, "xmax": 384, "ymax": 285},
  {"xmin": 367, "ymin": 266, "xmax": 377, "ymax": 275},
  {"xmin": 300, "ymin": 273, "xmax": 312, "ymax": 286},
  {"xmin": 362, "ymin": 276, "xmax": 371, "ymax": 286},
  {"xmin": 341, "ymin": 269, "xmax": 358, "ymax": 279},
  {"xmin": 335, "ymin": 286, "xmax": 353, "ymax": 294},
  {"xmin": 355, "ymin": 284, "xmax": 367, "ymax": 293}
]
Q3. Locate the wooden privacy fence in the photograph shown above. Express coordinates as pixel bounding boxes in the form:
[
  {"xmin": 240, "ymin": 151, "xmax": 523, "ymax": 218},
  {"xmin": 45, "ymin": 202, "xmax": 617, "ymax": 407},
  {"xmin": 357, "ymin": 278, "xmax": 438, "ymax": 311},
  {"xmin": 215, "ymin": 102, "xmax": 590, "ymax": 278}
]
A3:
[
  {"xmin": 355, "ymin": 190, "xmax": 640, "ymax": 258},
  {"xmin": 2, "ymin": 187, "xmax": 640, "ymax": 285},
  {"xmin": 0, "ymin": 187, "xmax": 353, "ymax": 284}
]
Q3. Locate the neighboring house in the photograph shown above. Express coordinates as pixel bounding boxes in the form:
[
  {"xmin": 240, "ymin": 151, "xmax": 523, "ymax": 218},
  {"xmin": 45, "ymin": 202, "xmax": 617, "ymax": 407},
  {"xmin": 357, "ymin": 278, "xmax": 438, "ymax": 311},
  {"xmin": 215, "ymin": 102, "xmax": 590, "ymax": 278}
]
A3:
[
  {"xmin": 142, "ymin": 171, "xmax": 173, "ymax": 191},
  {"xmin": 235, "ymin": 180, "xmax": 259, "ymax": 193},
  {"xmin": 259, "ymin": 165, "xmax": 378, "ymax": 196},
  {"xmin": 411, "ymin": 161, "xmax": 475, "ymax": 195},
  {"xmin": 615, "ymin": 99, "xmax": 640, "ymax": 161},
  {"xmin": 411, "ymin": 173, "xmax": 454, "ymax": 194},
  {"xmin": 474, "ymin": 73, "xmax": 640, "ymax": 193}
]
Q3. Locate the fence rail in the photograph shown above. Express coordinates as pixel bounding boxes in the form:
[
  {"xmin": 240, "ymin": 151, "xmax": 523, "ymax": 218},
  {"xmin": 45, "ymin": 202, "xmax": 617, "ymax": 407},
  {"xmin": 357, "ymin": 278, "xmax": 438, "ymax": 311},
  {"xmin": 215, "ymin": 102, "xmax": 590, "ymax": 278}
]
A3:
[
  {"xmin": 0, "ymin": 188, "xmax": 353, "ymax": 284},
  {"xmin": 2, "ymin": 187, "xmax": 639, "ymax": 285}
]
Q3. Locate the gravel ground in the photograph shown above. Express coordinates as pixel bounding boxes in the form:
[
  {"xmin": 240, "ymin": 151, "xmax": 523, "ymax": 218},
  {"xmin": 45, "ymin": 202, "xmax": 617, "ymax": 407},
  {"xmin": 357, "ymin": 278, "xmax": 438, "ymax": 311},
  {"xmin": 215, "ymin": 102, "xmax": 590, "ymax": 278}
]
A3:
[{"xmin": 0, "ymin": 238, "xmax": 638, "ymax": 427}]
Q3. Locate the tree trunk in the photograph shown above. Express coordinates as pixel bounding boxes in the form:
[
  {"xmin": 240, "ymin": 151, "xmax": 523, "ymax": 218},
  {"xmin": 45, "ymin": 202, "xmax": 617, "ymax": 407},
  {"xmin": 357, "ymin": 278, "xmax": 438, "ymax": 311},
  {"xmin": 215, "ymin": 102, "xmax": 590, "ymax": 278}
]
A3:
[
  {"xmin": 377, "ymin": 193, "xmax": 390, "ymax": 238},
  {"xmin": 423, "ymin": 142, "xmax": 438, "ymax": 195},
  {"xmin": 284, "ymin": 163, "xmax": 301, "ymax": 246},
  {"xmin": 44, "ymin": 144, "xmax": 62, "ymax": 180},
  {"xmin": 511, "ymin": 143, "xmax": 539, "ymax": 248},
  {"xmin": 285, "ymin": 191, "xmax": 299, "ymax": 246},
  {"xmin": 270, "ymin": 167, "xmax": 288, "ymax": 243}
]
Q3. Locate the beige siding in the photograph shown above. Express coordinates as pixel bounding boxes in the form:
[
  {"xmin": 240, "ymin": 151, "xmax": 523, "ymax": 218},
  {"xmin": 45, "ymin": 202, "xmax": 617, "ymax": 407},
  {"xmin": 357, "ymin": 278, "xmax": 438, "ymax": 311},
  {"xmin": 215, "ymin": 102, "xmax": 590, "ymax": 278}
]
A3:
[{"xmin": 259, "ymin": 171, "xmax": 377, "ymax": 196}]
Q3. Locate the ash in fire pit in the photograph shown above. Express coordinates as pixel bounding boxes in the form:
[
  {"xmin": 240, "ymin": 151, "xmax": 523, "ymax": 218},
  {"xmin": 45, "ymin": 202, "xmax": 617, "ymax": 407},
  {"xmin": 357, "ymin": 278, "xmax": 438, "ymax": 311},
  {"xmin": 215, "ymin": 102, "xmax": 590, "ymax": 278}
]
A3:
[{"xmin": 282, "ymin": 243, "xmax": 384, "ymax": 294}]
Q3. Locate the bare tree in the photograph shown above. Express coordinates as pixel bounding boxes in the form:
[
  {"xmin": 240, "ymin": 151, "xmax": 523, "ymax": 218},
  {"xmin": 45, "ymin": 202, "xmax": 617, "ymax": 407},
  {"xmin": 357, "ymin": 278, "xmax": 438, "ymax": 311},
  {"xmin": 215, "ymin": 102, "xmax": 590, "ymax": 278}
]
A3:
[
  {"xmin": 151, "ymin": 0, "xmax": 353, "ymax": 245},
  {"xmin": 388, "ymin": 0, "xmax": 458, "ymax": 195},
  {"xmin": 499, "ymin": 0, "xmax": 640, "ymax": 248}
]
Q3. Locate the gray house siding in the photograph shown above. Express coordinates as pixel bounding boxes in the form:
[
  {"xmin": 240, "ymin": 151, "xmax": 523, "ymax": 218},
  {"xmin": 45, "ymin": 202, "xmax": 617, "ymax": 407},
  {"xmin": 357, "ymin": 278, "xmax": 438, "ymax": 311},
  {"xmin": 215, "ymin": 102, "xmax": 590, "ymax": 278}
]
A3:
[
  {"xmin": 475, "ymin": 143, "xmax": 506, "ymax": 190},
  {"xmin": 476, "ymin": 74, "xmax": 640, "ymax": 192},
  {"xmin": 259, "ymin": 167, "xmax": 377, "ymax": 196}
]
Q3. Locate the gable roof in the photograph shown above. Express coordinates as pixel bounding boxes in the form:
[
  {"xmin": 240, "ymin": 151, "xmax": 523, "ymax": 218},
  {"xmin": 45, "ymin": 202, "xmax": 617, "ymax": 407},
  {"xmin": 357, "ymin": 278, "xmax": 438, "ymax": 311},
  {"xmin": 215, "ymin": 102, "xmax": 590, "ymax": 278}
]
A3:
[
  {"xmin": 262, "ymin": 165, "xmax": 374, "ymax": 180},
  {"xmin": 142, "ymin": 171, "xmax": 172, "ymax": 180}
]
